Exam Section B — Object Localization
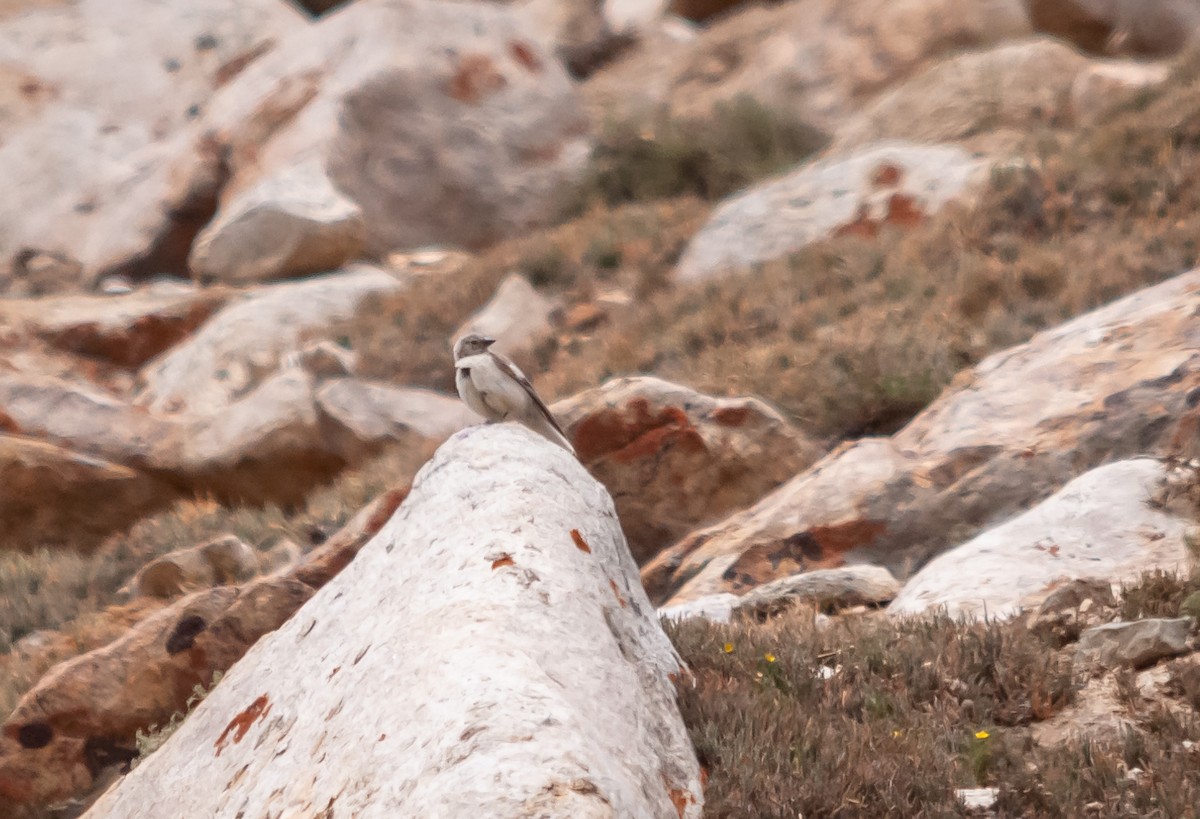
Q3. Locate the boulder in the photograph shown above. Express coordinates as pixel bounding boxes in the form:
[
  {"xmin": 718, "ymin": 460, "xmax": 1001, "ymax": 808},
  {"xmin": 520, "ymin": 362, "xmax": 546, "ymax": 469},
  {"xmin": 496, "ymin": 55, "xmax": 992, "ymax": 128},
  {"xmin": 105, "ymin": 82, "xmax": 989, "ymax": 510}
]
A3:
[
  {"xmin": 1026, "ymin": 578, "xmax": 1118, "ymax": 645},
  {"xmin": 644, "ymin": 268, "xmax": 1200, "ymax": 605},
  {"xmin": 554, "ymin": 376, "xmax": 822, "ymax": 563},
  {"xmin": 659, "ymin": 565, "xmax": 900, "ymax": 623},
  {"xmin": 1029, "ymin": 0, "xmax": 1200, "ymax": 56},
  {"xmin": 191, "ymin": 0, "xmax": 591, "ymax": 284},
  {"xmin": 316, "ymin": 379, "xmax": 478, "ymax": 452},
  {"xmin": 135, "ymin": 265, "xmax": 403, "ymax": 415},
  {"xmin": 1070, "ymin": 59, "xmax": 1172, "ymax": 125},
  {"xmin": 830, "ymin": 38, "xmax": 1092, "ymax": 153},
  {"xmin": 586, "ymin": 0, "xmax": 1031, "ymax": 130},
  {"xmin": 452, "ymin": 272, "xmax": 558, "ymax": 360},
  {"xmin": 188, "ymin": 161, "xmax": 366, "ymax": 286},
  {"xmin": 676, "ymin": 141, "xmax": 992, "ymax": 281},
  {"xmin": 888, "ymin": 459, "xmax": 1193, "ymax": 619},
  {"xmin": 0, "ymin": 579, "xmax": 313, "ymax": 808},
  {"xmin": 735, "ymin": 565, "xmax": 901, "ymax": 618},
  {"xmin": 0, "ymin": 484, "xmax": 405, "ymax": 811},
  {"xmin": 0, "ymin": 434, "xmax": 167, "ymax": 551},
  {"xmin": 82, "ymin": 425, "xmax": 702, "ymax": 818},
  {"xmin": 0, "ymin": 0, "xmax": 304, "ymax": 291},
  {"xmin": 129, "ymin": 536, "xmax": 260, "ymax": 599},
  {"xmin": 1076, "ymin": 618, "xmax": 1194, "ymax": 669},
  {"xmin": 0, "ymin": 283, "xmax": 230, "ymax": 368}
]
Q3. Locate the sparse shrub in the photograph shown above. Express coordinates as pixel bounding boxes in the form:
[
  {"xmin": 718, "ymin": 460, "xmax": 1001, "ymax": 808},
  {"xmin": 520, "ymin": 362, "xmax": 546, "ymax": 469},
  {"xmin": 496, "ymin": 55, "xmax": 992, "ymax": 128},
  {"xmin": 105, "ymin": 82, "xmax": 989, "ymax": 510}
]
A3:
[
  {"xmin": 134, "ymin": 672, "xmax": 223, "ymax": 766},
  {"xmin": 566, "ymin": 96, "xmax": 827, "ymax": 214}
]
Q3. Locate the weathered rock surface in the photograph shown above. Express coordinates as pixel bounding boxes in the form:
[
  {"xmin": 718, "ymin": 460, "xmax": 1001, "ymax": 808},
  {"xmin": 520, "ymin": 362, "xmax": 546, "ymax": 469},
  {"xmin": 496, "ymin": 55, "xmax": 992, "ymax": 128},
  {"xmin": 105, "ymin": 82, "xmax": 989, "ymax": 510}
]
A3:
[
  {"xmin": 0, "ymin": 434, "xmax": 167, "ymax": 550},
  {"xmin": 135, "ymin": 265, "xmax": 403, "ymax": 415},
  {"xmin": 452, "ymin": 272, "xmax": 558, "ymax": 360},
  {"xmin": 676, "ymin": 142, "xmax": 991, "ymax": 281},
  {"xmin": 587, "ymin": 0, "xmax": 1031, "ymax": 130},
  {"xmin": 889, "ymin": 459, "xmax": 1193, "ymax": 619},
  {"xmin": 644, "ymin": 268, "xmax": 1200, "ymax": 605},
  {"xmin": 0, "ymin": 485, "xmax": 407, "ymax": 811},
  {"xmin": 1029, "ymin": 0, "xmax": 1200, "ymax": 56},
  {"xmin": 83, "ymin": 425, "xmax": 702, "ymax": 818},
  {"xmin": 736, "ymin": 565, "xmax": 901, "ymax": 618},
  {"xmin": 316, "ymin": 379, "xmax": 477, "ymax": 450},
  {"xmin": 0, "ymin": 284, "xmax": 230, "ymax": 368},
  {"xmin": 659, "ymin": 565, "xmax": 900, "ymax": 623},
  {"xmin": 830, "ymin": 38, "xmax": 1091, "ymax": 153},
  {"xmin": 188, "ymin": 161, "xmax": 366, "ymax": 285},
  {"xmin": 1076, "ymin": 617, "xmax": 1194, "ymax": 669},
  {"xmin": 0, "ymin": 579, "xmax": 313, "ymax": 807},
  {"xmin": 192, "ymin": 0, "xmax": 591, "ymax": 284},
  {"xmin": 554, "ymin": 376, "xmax": 821, "ymax": 563},
  {"xmin": 128, "ymin": 535, "xmax": 259, "ymax": 599},
  {"xmin": 0, "ymin": 0, "xmax": 304, "ymax": 291},
  {"xmin": 1069, "ymin": 59, "xmax": 1172, "ymax": 125},
  {"xmin": 1026, "ymin": 577, "xmax": 1118, "ymax": 645}
]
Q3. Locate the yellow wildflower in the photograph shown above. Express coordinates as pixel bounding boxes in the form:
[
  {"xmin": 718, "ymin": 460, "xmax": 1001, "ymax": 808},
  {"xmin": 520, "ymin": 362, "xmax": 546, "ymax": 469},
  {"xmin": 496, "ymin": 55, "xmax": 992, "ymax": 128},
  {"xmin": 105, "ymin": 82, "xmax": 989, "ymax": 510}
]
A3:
[
  {"xmin": 892, "ymin": 730, "xmax": 902, "ymax": 738},
  {"xmin": 975, "ymin": 730, "xmax": 990, "ymax": 740},
  {"xmin": 722, "ymin": 642, "xmax": 734, "ymax": 654},
  {"xmin": 764, "ymin": 652, "xmax": 777, "ymax": 663}
]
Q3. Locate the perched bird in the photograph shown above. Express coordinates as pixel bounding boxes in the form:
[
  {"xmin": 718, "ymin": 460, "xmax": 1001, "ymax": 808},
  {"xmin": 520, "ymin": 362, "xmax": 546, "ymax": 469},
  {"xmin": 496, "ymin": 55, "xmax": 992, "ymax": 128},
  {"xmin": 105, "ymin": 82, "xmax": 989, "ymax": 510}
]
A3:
[{"xmin": 453, "ymin": 333, "xmax": 576, "ymax": 455}]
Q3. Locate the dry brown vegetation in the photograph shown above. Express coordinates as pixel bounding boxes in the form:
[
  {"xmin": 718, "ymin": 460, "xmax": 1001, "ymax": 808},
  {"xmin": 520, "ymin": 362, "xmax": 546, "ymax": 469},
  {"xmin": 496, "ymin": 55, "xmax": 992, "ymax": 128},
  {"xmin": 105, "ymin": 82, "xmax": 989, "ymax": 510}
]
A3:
[
  {"xmin": 348, "ymin": 53, "xmax": 1200, "ymax": 438},
  {"xmin": 0, "ymin": 438, "xmax": 433, "ymax": 717},
  {"xmin": 671, "ymin": 569, "xmax": 1200, "ymax": 818}
]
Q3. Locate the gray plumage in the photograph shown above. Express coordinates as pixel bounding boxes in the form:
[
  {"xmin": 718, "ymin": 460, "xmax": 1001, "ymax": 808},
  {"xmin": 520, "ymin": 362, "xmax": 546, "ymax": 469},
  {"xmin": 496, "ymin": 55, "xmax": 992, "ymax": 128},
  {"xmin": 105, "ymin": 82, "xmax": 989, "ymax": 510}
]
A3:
[{"xmin": 453, "ymin": 333, "xmax": 576, "ymax": 455}]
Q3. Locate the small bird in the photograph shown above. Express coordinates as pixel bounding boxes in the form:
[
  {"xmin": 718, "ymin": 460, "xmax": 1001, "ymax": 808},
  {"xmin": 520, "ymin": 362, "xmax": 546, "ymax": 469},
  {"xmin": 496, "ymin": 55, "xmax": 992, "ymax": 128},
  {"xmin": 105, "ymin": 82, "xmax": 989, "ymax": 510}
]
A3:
[{"xmin": 453, "ymin": 333, "xmax": 576, "ymax": 455}]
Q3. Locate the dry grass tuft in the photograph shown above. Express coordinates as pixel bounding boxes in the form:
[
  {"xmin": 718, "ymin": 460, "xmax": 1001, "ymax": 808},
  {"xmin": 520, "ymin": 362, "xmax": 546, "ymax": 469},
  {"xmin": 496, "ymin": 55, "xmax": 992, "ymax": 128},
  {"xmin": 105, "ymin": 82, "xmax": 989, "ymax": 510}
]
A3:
[
  {"xmin": 672, "ymin": 570, "xmax": 1200, "ymax": 817},
  {"xmin": 564, "ymin": 95, "xmax": 827, "ymax": 213}
]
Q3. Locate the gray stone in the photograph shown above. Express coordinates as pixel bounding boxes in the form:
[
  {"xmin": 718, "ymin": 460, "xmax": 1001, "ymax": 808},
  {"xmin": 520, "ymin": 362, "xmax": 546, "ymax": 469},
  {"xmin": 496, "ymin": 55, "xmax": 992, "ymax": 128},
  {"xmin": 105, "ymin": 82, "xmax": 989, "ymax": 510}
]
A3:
[{"xmin": 1076, "ymin": 618, "xmax": 1193, "ymax": 669}]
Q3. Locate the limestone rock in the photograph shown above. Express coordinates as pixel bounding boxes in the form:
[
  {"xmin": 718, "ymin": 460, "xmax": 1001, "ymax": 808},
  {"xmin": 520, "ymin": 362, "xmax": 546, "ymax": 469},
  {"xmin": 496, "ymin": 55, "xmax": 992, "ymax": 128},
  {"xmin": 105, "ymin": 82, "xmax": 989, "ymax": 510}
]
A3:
[
  {"xmin": 554, "ymin": 376, "xmax": 822, "ymax": 563},
  {"xmin": 645, "ymin": 268, "xmax": 1200, "ymax": 605},
  {"xmin": 736, "ymin": 565, "xmax": 901, "ymax": 619},
  {"xmin": 316, "ymin": 378, "xmax": 478, "ymax": 452},
  {"xmin": 1070, "ymin": 59, "xmax": 1172, "ymax": 125},
  {"xmin": 188, "ymin": 161, "xmax": 365, "ymax": 286},
  {"xmin": 587, "ymin": 0, "xmax": 1031, "ymax": 131},
  {"xmin": 83, "ymin": 425, "xmax": 702, "ymax": 818},
  {"xmin": 291, "ymin": 339, "xmax": 357, "ymax": 380},
  {"xmin": 1076, "ymin": 617, "xmax": 1194, "ymax": 669},
  {"xmin": 889, "ymin": 459, "xmax": 1192, "ymax": 619},
  {"xmin": 1026, "ymin": 578, "xmax": 1118, "ymax": 645},
  {"xmin": 0, "ymin": 434, "xmax": 167, "ymax": 551},
  {"xmin": 0, "ymin": 284, "xmax": 230, "ymax": 368},
  {"xmin": 130, "ymin": 536, "xmax": 260, "ymax": 599},
  {"xmin": 0, "ymin": 486, "xmax": 405, "ymax": 810},
  {"xmin": 0, "ymin": 0, "xmax": 304, "ymax": 291},
  {"xmin": 452, "ymin": 272, "xmax": 558, "ymax": 360},
  {"xmin": 658, "ymin": 592, "xmax": 740, "ymax": 624},
  {"xmin": 676, "ymin": 142, "xmax": 992, "ymax": 281},
  {"xmin": 830, "ymin": 38, "xmax": 1093, "ymax": 153},
  {"xmin": 135, "ymin": 265, "xmax": 403, "ymax": 415},
  {"xmin": 0, "ymin": 579, "xmax": 313, "ymax": 808},
  {"xmin": 198, "ymin": 0, "xmax": 591, "ymax": 271},
  {"xmin": 1029, "ymin": 0, "xmax": 1200, "ymax": 57}
]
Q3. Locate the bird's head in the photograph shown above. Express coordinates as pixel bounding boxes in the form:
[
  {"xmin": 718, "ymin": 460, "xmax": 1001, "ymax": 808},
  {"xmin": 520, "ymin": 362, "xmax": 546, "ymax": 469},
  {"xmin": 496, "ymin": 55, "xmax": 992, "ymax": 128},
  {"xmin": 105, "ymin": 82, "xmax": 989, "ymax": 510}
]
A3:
[{"xmin": 453, "ymin": 333, "xmax": 496, "ymax": 361}]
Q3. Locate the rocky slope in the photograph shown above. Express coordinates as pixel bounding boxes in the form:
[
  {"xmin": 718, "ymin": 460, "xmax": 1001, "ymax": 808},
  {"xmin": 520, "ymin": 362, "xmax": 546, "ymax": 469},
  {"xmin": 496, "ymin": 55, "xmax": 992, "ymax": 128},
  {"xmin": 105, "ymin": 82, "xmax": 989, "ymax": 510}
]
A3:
[{"xmin": 3, "ymin": 0, "xmax": 1200, "ymax": 815}]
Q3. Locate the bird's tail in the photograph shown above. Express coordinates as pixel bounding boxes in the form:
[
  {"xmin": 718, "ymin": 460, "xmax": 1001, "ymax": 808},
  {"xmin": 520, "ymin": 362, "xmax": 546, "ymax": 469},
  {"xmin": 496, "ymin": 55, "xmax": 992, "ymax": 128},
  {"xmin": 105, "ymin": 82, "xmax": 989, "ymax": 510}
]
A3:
[{"xmin": 527, "ymin": 415, "xmax": 576, "ymax": 456}]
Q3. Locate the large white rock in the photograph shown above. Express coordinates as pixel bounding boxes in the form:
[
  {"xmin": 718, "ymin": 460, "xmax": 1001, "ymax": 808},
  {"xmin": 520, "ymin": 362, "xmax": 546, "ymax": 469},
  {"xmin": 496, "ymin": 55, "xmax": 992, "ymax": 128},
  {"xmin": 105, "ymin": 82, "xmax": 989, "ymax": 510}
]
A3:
[
  {"xmin": 84, "ymin": 424, "xmax": 703, "ymax": 819},
  {"xmin": 675, "ymin": 141, "xmax": 992, "ymax": 281},
  {"xmin": 135, "ymin": 265, "xmax": 404, "ymax": 415},
  {"xmin": 888, "ymin": 459, "xmax": 1193, "ymax": 620},
  {"xmin": 0, "ymin": 0, "xmax": 304, "ymax": 290}
]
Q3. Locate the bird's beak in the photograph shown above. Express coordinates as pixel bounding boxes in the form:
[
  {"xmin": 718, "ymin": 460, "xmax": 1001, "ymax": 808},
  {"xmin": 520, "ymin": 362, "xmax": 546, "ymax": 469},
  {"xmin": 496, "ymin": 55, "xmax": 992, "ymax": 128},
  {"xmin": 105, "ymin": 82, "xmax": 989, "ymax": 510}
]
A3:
[{"xmin": 482, "ymin": 337, "xmax": 497, "ymax": 347}]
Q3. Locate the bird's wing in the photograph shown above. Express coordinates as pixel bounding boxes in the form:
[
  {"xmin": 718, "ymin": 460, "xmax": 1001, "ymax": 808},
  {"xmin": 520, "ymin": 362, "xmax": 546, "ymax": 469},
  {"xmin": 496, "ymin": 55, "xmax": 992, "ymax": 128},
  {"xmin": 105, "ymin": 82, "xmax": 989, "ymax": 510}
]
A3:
[{"xmin": 488, "ymin": 350, "xmax": 571, "ymax": 441}]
